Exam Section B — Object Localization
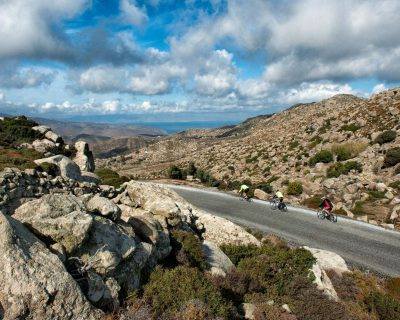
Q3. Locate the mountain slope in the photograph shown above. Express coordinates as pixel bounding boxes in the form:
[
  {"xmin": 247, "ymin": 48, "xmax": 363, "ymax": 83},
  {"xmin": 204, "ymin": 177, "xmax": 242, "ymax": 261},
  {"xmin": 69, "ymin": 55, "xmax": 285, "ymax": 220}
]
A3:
[{"xmin": 101, "ymin": 88, "xmax": 400, "ymax": 228}]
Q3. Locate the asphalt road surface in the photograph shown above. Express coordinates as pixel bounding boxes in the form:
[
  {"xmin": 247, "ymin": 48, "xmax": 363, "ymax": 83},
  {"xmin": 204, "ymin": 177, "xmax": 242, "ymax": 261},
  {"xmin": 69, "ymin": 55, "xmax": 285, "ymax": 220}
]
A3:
[{"xmin": 168, "ymin": 185, "xmax": 400, "ymax": 276}]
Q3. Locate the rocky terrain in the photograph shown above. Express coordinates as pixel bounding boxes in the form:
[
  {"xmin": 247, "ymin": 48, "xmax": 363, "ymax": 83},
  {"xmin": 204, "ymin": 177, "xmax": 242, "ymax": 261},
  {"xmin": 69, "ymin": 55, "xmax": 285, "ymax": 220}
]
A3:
[
  {"xmin": 101, "ymin": 88, "xmax": 400, "ymax": 229},
  {"xmin": 1, "ymin": 116, "xmax": 399, "ymax": 320}
]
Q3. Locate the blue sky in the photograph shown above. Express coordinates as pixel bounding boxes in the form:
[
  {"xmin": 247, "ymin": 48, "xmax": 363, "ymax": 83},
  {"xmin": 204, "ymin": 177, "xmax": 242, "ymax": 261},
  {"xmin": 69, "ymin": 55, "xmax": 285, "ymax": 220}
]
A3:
[{"xmin": 0, "ymin": 0, "xmax": 399, "ymax": 122}]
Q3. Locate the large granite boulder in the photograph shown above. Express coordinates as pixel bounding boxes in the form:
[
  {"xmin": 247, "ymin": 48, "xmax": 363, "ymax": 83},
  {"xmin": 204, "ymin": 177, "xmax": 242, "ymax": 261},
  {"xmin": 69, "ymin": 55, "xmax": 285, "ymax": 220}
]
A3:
[
  {"xmin": 32, "ymin": 138, "xmax": 57, "ymax": 153},
  {"xmin": 35, "ymin": 155, "xmax": 82, "ymax": 180},
  {"xmin": 0, "ymin": 212, "xmax": 102, "ymax": 320},
  {"xmin": 74, "ymin": 141, "xmax": 95, "ymax": 173},
  {"xmin": 202, "ymin": 240, "xmax": 234, "ymax": 276},
  {"xmin": 13, "ymin": 194, "xmax": 93, "ymax": 253}
]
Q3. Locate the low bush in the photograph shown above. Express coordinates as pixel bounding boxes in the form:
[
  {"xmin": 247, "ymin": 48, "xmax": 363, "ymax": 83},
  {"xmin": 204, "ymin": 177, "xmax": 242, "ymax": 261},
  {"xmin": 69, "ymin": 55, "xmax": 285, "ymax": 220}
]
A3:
[
  {"xmin": 95, "ymin": 168, "xmax": 130, "ymax": 188},
  {"xmin": 253, "ymin": 303, "xmax": 297, "ymax": 320},
  {"xmin": 383, "ymin": 147, "xmax": 400, "ymax": 168},
  {"xmin": 195, "ymin": 169, "xmax": 216, "ymax": 185},
  {"xmin": 309, "ymin": 150, "xmax": 333, "ymax": 166},
  {"xmin": 341, "ymin": 123, "xmax": 361, "ymax": 133},
  {"xmin": 374, "ymin": 130, "xmax": 397, "ymax": 145},
  {"xmin": 331, "ymin": 142, "xmax": 368, "ymax": 161},
  {"xmin": 352, "ymin": 201, "xmax": 367, "ymax": 216},
  {"xmin": 142, "ymin": 266, "xmax": 231, "ymax": 318},
  {"xmin": 256, "ymin": 183, "xmax": 273, "ymax": 194},
  {"xmin": 309, "ymin": 136, "xmax": 323, "ymax": 149},
  {"xmin": 364, "ymin": 291, "xmax": 400, "ymax": 320},
  {"xmin": 287, "ymin": 181, "xmax": 303, "ymax": 196},
  {"xmin": 327, "ymin": 161, "xmax": 362, "ymax": 178},
  {"xmin": 0, "ymin": 116, "xmax": 42, "ymax": 147},
  {"xmin": 237, "ymin": 248, "xmax": 315, "ymax": 298},
  {"xmin": 289, "ymin": 140, "xmax": 300, "ymax": 150},
  {"xmin": 220, "ymin": 244, "xmax": 263, "ymax": 266},
  {"xmin": 187, "ymin": 162, "xmax": 197, "ymax": 176},
  {"xmin": 287, "ymin": 276, "xmax": 352, "ymax": 320},
  {"xmin": 267, "ymin": 175, "xmax": 279, "ymax": 184},
  {"xmin": 168, "ymin": 165, "xmax": 184, "ymax": 179},
  {"xmin": 170, "ymin": 230, "xmax": 208, "ymax": 270},
  {"xmin": 302, "ymin": 194, "xmax": 323, "ymax": 209},
  {"xmin": 386, "ymin": 277, "xmax": 400, "ymax": 301},
  {"xmin": 368, "ymin": 190, "xmax": 386, "ymax": 199}
]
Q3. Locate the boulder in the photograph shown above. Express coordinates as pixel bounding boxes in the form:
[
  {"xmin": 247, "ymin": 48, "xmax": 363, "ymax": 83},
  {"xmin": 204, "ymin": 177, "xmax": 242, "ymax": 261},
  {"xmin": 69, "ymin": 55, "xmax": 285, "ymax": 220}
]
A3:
[
  {"xmin": 120, "ymin": 205, "xmax": 171, "ymax": 260},
  {"xmin": 254, "ymin": 188, "xmax": 269, "ymax": 200},
  {"xmin": 240, "ymin": 303, "xmax": 255, "ymax": 320},
  {"xmin": 74, "ymin": 141, "xmax": 95, "ymax": 173},
  {"xmin": 0, "ymin": 212, "xmax": 102, "ymax": 320},
  {"xmin": 202, "ymin": 240, "xmax": 234, "ymax": 276},
  {"xmin": 13, "ymin": 194, "xmax": 93, "ymax": 253},
  {"xmin": 305, "ymin": 246, "xmax": 349, "ymax": 276},
  {"xmin": 75, "ymin": 215, "xmax": 137, "ymax": 275},
  {"xmin": 32, "ymin": 138, "xmax": 57, "ymax": 153},
  {"xmin": 86, "ymin": 194, "xmax": 121, "ymax": 220},
  {"xmin": 32, "ymin": 125, "xmax": 50, "ymax": 134},
  {"xmin": 310, "ymin": 260, "xmax": 339, "ymax": 301},
  {"xmin": 35, "ymin": 155, "xmax": 82, "ymax": 180},
  {"xmin": 45, "ymin": 130, "xmax": 63, "ymax": 143}
]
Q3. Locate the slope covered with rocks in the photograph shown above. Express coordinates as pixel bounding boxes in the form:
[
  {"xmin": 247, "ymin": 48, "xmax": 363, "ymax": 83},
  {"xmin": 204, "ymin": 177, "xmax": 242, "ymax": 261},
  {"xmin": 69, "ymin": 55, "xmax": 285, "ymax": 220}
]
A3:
[{"xmin": 102, "ymin": 88, "xmax": 400, "ymax": 229}]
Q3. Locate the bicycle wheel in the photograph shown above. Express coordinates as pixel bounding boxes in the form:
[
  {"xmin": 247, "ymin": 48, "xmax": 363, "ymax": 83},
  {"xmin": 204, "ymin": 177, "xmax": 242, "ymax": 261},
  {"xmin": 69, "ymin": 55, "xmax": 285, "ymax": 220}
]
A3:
[
  {"xmin": 329, "ymin": 213, "xmax": 338, "ymax": 223},
  {"xmin": 271, "ymin": 201, "xmax": 278, "ymax": 210},
  {"xmin": 317, "ymin": 211, "xmax": 326, "ymax": 220},
  {"xmin": 280, "ymin": 203, "xmax": 288, "ymax": 212}
]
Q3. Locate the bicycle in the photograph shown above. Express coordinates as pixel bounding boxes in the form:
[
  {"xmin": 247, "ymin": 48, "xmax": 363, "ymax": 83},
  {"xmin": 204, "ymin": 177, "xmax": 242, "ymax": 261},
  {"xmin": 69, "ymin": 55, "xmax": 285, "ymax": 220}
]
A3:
[
  {"xmin": 317, "ymin": 209, "xmax": 337, "ymax": 222},
  {"xmin": 239, "ymin": 193, "xmax": 252, "ymax": 202},
  {"xmin": 270, "ymin": 198, "xmax": 288, "ymax": 212}
]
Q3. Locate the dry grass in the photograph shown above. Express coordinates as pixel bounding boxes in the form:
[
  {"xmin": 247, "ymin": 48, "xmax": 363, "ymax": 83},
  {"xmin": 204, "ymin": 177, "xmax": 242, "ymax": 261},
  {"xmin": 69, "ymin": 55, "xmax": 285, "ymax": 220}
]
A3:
[{"xmin": 331, "ymin": 141, "xmax": 368, "ymax": 160}]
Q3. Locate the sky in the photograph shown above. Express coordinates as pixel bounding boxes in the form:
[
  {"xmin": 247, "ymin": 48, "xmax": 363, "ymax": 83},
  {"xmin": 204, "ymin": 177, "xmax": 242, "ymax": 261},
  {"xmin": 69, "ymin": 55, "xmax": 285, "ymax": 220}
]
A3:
[{"xmin": 0, "ymin": 0, "xmax": 400, "ymax": 122}]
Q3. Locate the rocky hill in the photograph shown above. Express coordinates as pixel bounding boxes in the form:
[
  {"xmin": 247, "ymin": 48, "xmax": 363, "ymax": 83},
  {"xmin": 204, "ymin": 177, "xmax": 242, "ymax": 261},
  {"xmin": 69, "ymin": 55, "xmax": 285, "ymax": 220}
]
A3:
[
  {"xmin": 1, "ymin": 116, "xmax": 400, "ymax": 320},
  {"xmin": 101, "ymin": 88, "xmax": 400, "ymax": 229}
]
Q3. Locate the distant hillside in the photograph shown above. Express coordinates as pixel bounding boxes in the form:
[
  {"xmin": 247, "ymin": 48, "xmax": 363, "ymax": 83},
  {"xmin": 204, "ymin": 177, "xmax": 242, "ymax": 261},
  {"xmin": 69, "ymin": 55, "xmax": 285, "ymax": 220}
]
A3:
[{"xmin": 101, "ymin": 88, "xmax": 400, "ymax": 229}]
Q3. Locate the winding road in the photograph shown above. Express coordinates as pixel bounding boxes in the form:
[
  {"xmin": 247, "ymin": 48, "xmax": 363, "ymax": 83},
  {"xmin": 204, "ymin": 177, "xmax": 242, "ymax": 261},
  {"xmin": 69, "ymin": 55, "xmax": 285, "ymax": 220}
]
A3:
[{"xmin": 168, "ymin": 185, "xmax": 400, "ymax": 276}]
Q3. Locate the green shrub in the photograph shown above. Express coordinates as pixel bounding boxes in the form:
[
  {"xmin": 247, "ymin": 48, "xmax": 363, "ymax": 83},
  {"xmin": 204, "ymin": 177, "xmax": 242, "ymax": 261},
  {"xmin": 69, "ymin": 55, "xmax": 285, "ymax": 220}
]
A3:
[
  {"xmin": 195, "ymin": 169, "xmax": 215, "ymax": 185},
  {"xmin": 220, "ymin": 244, "xmax": 263, "ymax": 266},
  {"xmin": 388, "ymin": 181, "xmax": 400, "ymax": 191},
  {"xmin": 237, "ymin": 248, "xmax": 315, "ymax": 297},
  {"xmin": 368, "ymin": 190, "xmax": 386, "ymax": 199},
  {"xmin": 383, "ymin": 147, "xmax": 400, "ymax": 168},
  {"xmin": 327, "ymin": 161, "xmax": 362, "ymax": 178},
  {"xmin": 374, "ymin": 130, "xmax": 397, "ymax": 145},
  {"xmin": 287, "ymin": 181, "xmax": 303, "ymax": 195},
  {"xmin": 309, "ymin": 150, "xmax": 333, "ymax": 166},
  {"xmin": 168, "ymin": 165, "xmax": 184, "ymax": 179},
  {"xmin": 267, "ymin": 175, "xmax": 279, "ymax": 184},
  {"xmin": 352, "ymin": 201, "xmax": 366, "ymax": 216},
  {"xmin": 95, "ymin": 167, "xmax": 130, "ymax": 188},
  {"xmin": 187, "ymin": 162, "xmax": 197, "ymax": 176},
  {"xmin": 341, "ymin": 123, "xmax": 361, "ymax": 133},
  {"xmin": 386, "ymin": 277, "xmax": 400, "ymax": 301},
  {"xmin": 282, "ymin": 155, "xmax": 289, "ymax": 162},
  {"xmin": 256, "ymin": 183, "xmax": 273, "ymax": 194},
  {"xmin": 170, "ymin": 230, "xmax": 208, "ymax": 270},
  {"xmin": 364, "ymin": 291, "xmax": 400, "ymax": 320},
  {"xmin": 143, "ymin": 266, "xmax": 231, "ymax": 318},
  {"xmin": 331, "ymin": 142, "xmax": 368, "ymax": 161},
  {"xmin": 0, "ymin": 116, "xmax": 43, "ymax": 147}
]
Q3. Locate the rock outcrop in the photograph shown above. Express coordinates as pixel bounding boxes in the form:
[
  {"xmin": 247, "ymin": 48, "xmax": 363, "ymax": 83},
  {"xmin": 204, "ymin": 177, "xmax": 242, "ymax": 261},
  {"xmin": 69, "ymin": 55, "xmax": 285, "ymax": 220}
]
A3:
[
  {"xmin": 74, "ymin": 141, "xmax": 95, "ymax": 172},
  {"xmin": 0, "ymin": 212, "xmax": 102, "ymax": 320},
  {"xmin": 35, "ymin": 155, "xmax": 82, "ymax": 180}
]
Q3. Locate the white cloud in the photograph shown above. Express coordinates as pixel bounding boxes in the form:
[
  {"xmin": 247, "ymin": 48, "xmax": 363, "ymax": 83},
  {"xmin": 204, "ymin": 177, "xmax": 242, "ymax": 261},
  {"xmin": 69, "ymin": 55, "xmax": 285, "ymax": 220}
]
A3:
[
  {"xmin": 120, "ymin": 0, "xmax": 148, "ymax": 27},
  {"xmin": 0, "ymin": 0, "xmax": 88, "ymax": 59},
  {"xmin": 372, "ymin": 83, "xmax": 387, "ymax": 94}
]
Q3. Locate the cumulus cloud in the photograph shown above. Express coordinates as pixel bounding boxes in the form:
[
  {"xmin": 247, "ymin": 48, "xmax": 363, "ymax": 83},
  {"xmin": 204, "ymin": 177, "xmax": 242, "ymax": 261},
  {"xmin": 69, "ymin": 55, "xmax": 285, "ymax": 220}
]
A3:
[
  {"xmin": 0, "ymin": 0, "xmax": 88, "ymax": 60},
  {"xmin": 120, "ymin": 0, "xmax": 148, "ymax": 27}
]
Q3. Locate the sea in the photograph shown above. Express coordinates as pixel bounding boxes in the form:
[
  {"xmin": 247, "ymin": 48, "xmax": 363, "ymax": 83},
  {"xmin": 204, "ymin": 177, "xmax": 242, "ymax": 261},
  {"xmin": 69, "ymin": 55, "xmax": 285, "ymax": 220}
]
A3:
[{"xmin": 134, "ymin": 120, "xmax": 238, "ymax": 134}]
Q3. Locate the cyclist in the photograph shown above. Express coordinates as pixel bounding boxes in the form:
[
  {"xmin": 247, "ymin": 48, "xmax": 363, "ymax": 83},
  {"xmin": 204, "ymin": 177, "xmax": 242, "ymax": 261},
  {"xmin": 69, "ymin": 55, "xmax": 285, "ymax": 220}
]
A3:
[
  {"xmin": 274, "ymin": 190, "xmax": 284, "ymax": 210},
  {"xmin": 239, "ymin": 184, "xmax": 250, "ymax": 199},
  {"xmin": 320, "ymin": 197, "xmax": 333, "ymax": 217}
]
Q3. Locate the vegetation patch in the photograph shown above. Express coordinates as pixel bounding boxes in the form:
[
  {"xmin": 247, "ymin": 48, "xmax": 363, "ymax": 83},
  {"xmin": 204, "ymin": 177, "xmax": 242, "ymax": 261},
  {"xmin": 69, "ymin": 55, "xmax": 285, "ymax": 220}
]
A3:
[
  {"xmin": 309, "ymin": 150, "xmax": 333, "ymax": 166},
  {"xmin": 331, "ymin": 142, "xmax": 367, "ymax": 161},
  {"xmin": 142, "ymin": 266, "xmax": 231, "ymax": 318},
  {"xmin": 95, "ymin": 168, "xmax": 130, "ymax": 188},
  {"xmin": 287, "ymin": 181, "xmax": 303, "ymax": 195},
  {"xmin": 0, "ymin": 116, "xmax": 43, "ymax": 147},
  {"xmin": 383, "ymin": 147, "xmax": 400, "ymax": 168},
  {"xmin": 302, "ymin": 194, "xmax": 323, "ymax": 209},
  {"xmin": 327, "ymin": 161, "xmax": 362, "ymax": 178},
  {"xmin": 340, "ymin": 123, "xmax": 361, "ymax": 133},
  {"xmin": 374, "ymin": 130, "xmax": 397, "ymax": 145},
  {"xmin": 0, "ymin": 148, "xmax": 43, "ymax": 171},
  {"xmin": 170, "ymin": 230, "xmax": 208, "ymax": 270}
]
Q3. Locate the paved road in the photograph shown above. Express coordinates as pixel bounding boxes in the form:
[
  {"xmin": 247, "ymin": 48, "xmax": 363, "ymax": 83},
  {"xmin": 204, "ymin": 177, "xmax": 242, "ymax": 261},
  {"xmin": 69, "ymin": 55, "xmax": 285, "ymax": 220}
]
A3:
[{"xmin": 169, "ymin": 185, "xmax": 400, "ymax": 276}]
